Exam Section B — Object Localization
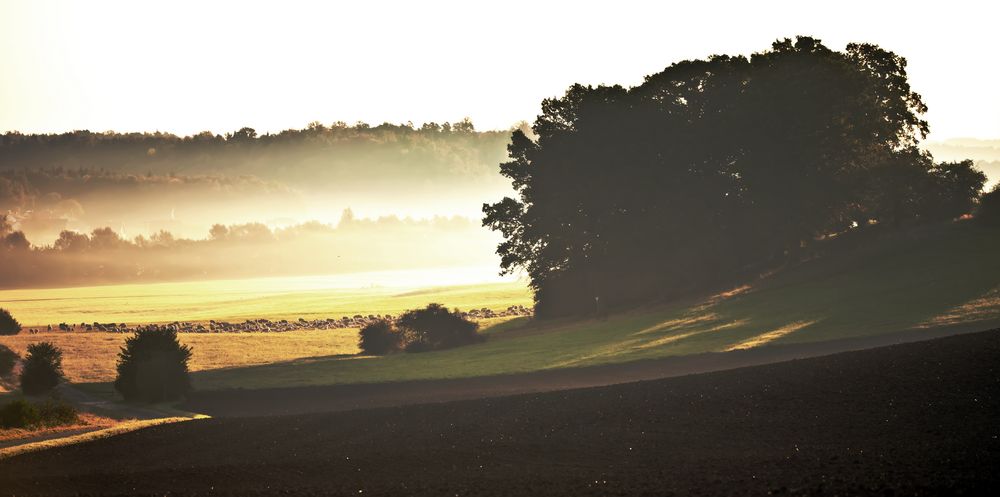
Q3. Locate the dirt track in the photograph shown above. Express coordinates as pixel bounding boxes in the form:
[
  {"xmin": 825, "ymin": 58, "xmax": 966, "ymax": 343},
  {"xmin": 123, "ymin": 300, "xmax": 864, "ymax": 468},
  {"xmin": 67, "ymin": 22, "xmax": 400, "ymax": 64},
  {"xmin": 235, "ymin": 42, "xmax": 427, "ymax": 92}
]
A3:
[{"xmin": 2, "ymin": 328, "xmax": 997, "ymax": 496}]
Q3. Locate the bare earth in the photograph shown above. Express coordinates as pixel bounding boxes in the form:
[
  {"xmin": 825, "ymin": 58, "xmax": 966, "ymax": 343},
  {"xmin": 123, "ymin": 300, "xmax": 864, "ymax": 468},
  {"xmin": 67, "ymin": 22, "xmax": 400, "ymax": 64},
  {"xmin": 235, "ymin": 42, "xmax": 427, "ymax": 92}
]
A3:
[{"xmin": 1, "ymin": 327, "xmax": 997, "ymax": 496}]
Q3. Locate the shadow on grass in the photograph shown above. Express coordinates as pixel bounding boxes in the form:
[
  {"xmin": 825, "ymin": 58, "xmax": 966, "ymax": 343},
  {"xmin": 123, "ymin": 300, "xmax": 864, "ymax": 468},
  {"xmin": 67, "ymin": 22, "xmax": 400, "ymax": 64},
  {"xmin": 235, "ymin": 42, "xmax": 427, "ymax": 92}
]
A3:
[{"xmin": 185, "ymin": 222, "xmax": 1000, "ymax": 390}]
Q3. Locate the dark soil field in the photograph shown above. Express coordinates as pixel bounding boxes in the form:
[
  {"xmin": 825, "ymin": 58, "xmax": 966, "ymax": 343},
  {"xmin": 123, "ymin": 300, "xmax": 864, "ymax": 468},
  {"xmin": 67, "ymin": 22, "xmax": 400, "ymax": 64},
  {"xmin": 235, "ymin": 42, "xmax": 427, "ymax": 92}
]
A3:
[{"xmin": 2, "ymin": 329, "xmax": 998, "ymax": 496}]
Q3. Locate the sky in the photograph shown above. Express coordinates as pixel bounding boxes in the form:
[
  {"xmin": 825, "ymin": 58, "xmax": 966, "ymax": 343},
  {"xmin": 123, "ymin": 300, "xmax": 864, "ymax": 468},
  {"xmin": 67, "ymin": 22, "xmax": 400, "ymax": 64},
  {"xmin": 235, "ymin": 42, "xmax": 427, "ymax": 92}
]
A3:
[{"xmin": 0, "ymin": 0, "xmax": 998, "ymax": 140}]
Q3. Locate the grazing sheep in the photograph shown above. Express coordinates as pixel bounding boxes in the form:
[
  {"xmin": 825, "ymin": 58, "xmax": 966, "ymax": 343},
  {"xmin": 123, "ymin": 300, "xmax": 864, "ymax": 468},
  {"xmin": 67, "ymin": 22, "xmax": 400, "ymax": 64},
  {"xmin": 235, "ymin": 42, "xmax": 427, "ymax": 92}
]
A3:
[{"xmin": 37, "ymin": 306, "xmax": 533, "ymax": 334}]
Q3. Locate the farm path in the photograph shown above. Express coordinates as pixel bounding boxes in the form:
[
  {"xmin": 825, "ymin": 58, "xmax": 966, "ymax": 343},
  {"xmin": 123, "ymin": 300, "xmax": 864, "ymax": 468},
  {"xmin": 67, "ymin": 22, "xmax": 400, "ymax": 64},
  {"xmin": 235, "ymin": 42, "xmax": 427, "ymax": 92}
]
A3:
[
  {"xmin": 0, "ymin": 385, "xmax": 200, "ymax": 457},
  {"xmin": 55, "ymin": 384, "xmax": 168, "ymax": 420},
  {"xmin": 0, "ymin": 426, "xmax": 99, "ymax": 451}
]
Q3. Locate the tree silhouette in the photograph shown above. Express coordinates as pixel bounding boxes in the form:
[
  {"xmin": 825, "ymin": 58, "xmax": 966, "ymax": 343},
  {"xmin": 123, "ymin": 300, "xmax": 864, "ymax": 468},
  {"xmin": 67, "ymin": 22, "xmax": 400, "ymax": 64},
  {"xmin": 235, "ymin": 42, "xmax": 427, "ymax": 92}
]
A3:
[
  {"xmin": 358, "ymin": 320, "xmax": 402, "ymax": 355},
  {"xmin": 115, "ymin": 328, "xmax": 193, "ymax": 403},
  {"xmin": 484, "ymin": 36, "xmax": 986, "ymax": 318},
  {"xmin": 20, "ymin": 342, "xmax": 64, "ymax": 395},
  {"xmin": 396, "ymin": 303, "xmax": 481, "ymax": 352},
  {"xmin": 0, "ymin": 308, "xmax": 21, "ymax": 335}
]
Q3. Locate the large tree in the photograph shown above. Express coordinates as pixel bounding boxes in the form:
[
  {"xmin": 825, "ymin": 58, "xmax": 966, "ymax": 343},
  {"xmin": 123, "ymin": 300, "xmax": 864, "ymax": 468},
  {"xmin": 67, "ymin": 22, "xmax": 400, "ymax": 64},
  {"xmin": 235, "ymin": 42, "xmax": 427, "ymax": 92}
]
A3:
[{"xmin": 484, "ymin": 37, "xmax": 985, "ymax": 318}]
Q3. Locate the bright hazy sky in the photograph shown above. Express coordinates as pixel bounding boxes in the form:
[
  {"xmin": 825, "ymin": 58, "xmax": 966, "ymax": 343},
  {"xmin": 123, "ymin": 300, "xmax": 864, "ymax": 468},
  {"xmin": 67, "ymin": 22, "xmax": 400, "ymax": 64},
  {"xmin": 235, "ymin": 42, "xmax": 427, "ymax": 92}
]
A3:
[{"xmin": 1, "ymin": 0, "xmax": 997, "ymax": 140}]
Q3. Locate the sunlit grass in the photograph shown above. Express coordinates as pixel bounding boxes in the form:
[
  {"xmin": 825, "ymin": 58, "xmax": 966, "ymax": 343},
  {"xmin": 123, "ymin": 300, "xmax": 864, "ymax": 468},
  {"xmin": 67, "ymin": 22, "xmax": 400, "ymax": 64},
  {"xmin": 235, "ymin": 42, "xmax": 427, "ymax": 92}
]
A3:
[
  {"xmin": 4, "ymin": 223, "xmax": 999, "ymax": 393},
  {"xmin": 0, "ymin": 275, "xmax": 532, "ymax": 327},
  {"xmin": 0, "ymin": 317, "xmax": 524, "ymax": 385},
  {"xmin": 0, "ymin": 412, "xmax": 117, "ymax": 445},
  {"xmin": 0, "ymin": 329, "xmax": 362, "ymax": 384},
  {"xmin": 724, "ymin": 320, "xmax": 818, "ymax": 351},
  {"xmin": 0, "ymin": 417, "xmax": 196, "ymax": 460},
  {"xmin": 183, "ymin": 222, "xmax": 1000, "ymax": 390}
]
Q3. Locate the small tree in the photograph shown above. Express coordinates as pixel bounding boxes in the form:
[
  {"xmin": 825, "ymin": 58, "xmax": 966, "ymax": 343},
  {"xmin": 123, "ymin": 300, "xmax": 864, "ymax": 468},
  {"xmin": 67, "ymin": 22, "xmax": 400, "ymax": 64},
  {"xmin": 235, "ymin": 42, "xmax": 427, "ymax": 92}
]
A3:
[
  {"xmin": 0, "ymin": 399, "xmax": 77, "ymax": 429},
  {"xmin": 20, "ymin": 342, "xmax": 64, "ymax": 395},
  {"xmin": 0, "ymin": 308, "xmax": 21, "ymax": 335},
  {"xmin": 115, "ymin": 328, "xmax": 193, "ymax": 403},
  {"xmin": 397, "ymin": 303, "xmax": 482, "ymax": 352},
  {"xmin": 358, "ymin": 319, "xmax": 402, "ymax": 355}
]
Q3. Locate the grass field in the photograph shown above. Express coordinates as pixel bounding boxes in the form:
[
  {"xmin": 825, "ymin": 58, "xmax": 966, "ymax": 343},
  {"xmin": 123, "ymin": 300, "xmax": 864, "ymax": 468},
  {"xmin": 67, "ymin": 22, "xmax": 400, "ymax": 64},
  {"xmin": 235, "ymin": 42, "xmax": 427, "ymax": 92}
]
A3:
[
  {"xmin": 3, "ymin": 222, "xmax": 999, "ymax": 394},
  {"xmin": 182, "ymin": 222, "xmax": 1000, "ymax": 390},
  {"xmin": 0, "ymin": 318, "xmax": 517, "ymax": 385},
  {"xmin": 0, "ymin": 269, "xmax": 531, "ymax": 385},
  {"xmin": 0, "ymin": 269, "xmax": 532, "ymax": 327},
  {"xmin": 0, "ymin": 329, "xmax": 361, "ymax": 384}
]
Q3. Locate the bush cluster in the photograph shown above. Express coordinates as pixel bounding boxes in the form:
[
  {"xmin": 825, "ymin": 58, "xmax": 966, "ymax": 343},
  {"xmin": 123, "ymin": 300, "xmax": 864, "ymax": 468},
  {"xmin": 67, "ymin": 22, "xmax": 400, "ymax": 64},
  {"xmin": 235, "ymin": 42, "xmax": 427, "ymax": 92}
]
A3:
[
  {"xmin": 0, "ymin": 398, "xmax": 78, "ymax": 429},
  {"xmin": 358, "ymin": 304, "xmax": 482, "ymax": 355},
  {"xmin": 36, "ymin": 398, "xmax": 79, "ymax": 426},
  {"xmin": 20, "ymin": 342, "xmax": 64, "ymax": 395},
  {"xmin": 0, "ymin": 399, "xmax": 38, "ymax": 428},
  {"xmin": 358, "ymin": 319, "xmax": 402, "ymax": 355},
  {"xmin": 114, "ymin": 328, "xmax": 193, "ymax": 403}
]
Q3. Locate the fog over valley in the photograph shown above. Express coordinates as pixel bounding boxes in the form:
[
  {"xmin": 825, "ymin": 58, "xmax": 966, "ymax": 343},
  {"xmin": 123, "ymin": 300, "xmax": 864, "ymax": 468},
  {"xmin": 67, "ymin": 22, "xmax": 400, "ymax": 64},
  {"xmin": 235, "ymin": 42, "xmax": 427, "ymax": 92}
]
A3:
[
  {"xmin": 0, "ymin": 122, "xmax": 523, "ymax": 287},
  {"xmin": 0, "ymin": 122, "xmax": 516, "ymax": 243}
]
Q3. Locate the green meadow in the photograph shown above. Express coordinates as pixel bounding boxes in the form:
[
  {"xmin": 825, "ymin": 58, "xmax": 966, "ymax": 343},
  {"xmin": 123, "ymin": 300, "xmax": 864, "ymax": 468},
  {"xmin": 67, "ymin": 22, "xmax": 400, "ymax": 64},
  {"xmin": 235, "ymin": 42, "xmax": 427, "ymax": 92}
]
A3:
[
  {"xmin": 186, "ymin": 222, "xmax": 1000, "ymax": 390},
  {"xmin": 0, "ymin": 274, "xmax": 532, "ymax": 328},
  {"xmin": 4, "ymin": 222, "xmax": 999, "ymax": 395}
]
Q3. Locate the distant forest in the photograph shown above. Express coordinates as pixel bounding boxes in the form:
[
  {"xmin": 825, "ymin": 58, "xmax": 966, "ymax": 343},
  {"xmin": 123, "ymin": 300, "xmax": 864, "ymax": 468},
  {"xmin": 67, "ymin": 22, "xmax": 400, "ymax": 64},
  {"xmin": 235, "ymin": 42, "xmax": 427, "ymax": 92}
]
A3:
[
  {"xmin": 0, "ymin": 120, "xmax": 515, "ymax": 255},
  {"xmin": 0, "ymin": 210, "xmax": 498, "ymax": 289},
  {"xmin": 485, "ymin": 37, "xmax": 993, "ymax": 318},
  {"xmin": 0, "ymin": 118, "xmax": 506, "ymax": 181},
  {"xmin": 0, "ymin": 121, "xmax": 518, "ymax": 288}
]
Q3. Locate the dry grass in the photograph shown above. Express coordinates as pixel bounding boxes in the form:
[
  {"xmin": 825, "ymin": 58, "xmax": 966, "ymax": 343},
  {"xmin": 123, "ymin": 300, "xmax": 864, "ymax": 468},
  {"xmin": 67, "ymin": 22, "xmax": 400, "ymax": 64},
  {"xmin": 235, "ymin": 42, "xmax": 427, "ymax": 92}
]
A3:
[
  {"xmin": 0, "ymin": 318, "xmax": 520, "ymax": 384},
  {"xmin": 724, "ymin": 320, "xmax": 818, "ymax": 351},
  {"xmin": 0, "ymin": 412, "xmax": 117, "ymax": 444},
  {"xmin": 0, "ymin": 277, "xmax": 530, "ymax": 385},
  {"xmin": 0, "ymin": 416, "xmax": 195, "ymax": 459},
  {"xmin": 919, "ymin": 287, "xmax": 1000, "ymax": 328},
  {"xmin": 0, "ymin": 329, "xmax": 361, "ymax": 384}
]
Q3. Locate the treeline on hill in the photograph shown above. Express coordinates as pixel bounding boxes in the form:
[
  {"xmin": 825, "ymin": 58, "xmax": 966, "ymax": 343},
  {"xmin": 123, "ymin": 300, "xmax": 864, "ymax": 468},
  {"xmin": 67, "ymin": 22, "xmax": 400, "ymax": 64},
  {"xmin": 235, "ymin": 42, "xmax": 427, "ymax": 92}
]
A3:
[
  {"xmin": 0, "ymin": 210, "xmax": 495, "ymax": 289},
  {"xmin": 0, "ymin": 119, "xmax": 511, "ymax": 185},
  {"xmin": 485, "ymin": 36, "xmax": 992, "ymax": 318},
  {"xmin": 0, "ymin": 120, "xmax": 515, "ymax": 246}
]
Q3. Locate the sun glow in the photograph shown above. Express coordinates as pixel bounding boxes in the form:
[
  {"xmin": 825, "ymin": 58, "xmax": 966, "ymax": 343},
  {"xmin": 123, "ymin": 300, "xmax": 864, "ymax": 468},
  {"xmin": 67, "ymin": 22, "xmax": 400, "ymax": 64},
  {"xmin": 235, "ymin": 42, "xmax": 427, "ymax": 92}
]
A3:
[{"xmin": 0, "ymin": 1, "xmax": 997, "ymax": 140}]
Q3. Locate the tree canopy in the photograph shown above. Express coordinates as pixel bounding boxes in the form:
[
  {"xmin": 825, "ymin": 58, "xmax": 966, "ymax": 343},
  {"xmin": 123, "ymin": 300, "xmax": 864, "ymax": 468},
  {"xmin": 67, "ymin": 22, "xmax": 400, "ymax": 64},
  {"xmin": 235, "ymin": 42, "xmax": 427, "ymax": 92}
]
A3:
[{"xmin": 484, "ymin": 37, "xmax": 987, "ymax": 318}]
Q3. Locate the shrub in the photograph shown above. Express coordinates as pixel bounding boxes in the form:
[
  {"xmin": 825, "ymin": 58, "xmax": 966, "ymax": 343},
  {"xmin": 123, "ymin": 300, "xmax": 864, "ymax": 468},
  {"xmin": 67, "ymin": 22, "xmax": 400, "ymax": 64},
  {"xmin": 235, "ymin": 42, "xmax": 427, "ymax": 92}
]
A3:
[
  {"xmin": 0, "ymin": 344, "xmax": 18, "ymax": 378},
  {"xmin": 20, "ymin": 342, "xmax": 64, "ymax": 395},
  {"xmin": 36, "ymin": 399, "xmax": 79, "ymax": 426},
  {"xmin": 0, "ymin": 399, "xmax": 40, "ymax": 428},
  {"xmin": 358, "ymin": 319, "xmax": 402, "ymax": 355},
  {"xmin": 114, "ymin": 328, "xmax": 193, "ymax": 403},
  {"xmin": 0, "ymin": 399, "xmax": 78, "ymax": 429},
  {"xmin": 977, "ymin": 186, "xmax": 1000, "ymax": 227},
  {"xmin": 0, "ymin": 308, "xmax": 21, "ymax": 335},
  {"xmin": 397, "ymin": 303, "xmax": 482, "ymax": 353}
]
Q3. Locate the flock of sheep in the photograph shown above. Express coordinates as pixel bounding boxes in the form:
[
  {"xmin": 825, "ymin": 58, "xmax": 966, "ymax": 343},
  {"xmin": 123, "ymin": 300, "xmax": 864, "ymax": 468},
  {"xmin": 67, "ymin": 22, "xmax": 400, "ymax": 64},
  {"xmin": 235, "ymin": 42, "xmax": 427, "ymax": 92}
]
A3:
[{"xmin": 26, "ymin": 305, "xmax": 533, "ymax": 334}]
